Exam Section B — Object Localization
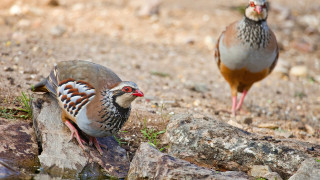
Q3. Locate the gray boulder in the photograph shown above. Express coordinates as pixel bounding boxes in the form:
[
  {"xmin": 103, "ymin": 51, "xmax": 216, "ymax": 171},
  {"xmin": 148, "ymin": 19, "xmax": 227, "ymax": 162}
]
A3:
[
  {"xmin": 128, "ymin": 142, "xmax": 249, "ymax": 180},
  {"xmin": 165, "ymin": 114, "xmax": 320, "ymax": 179},
  {"xmin": 289, "ymin": 158, "xmax": 320, "ymax": 180},
  {"xmin": 32, "ymin": 94, "xmax": 129, "ymax": 178}
]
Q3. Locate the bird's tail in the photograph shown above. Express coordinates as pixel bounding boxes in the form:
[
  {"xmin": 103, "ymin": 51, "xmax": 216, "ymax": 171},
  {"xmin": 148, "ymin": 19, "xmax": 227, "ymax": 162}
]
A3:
[{"xmin": 32, "ymin": 64, "xmax": 59, "ymax": 97}]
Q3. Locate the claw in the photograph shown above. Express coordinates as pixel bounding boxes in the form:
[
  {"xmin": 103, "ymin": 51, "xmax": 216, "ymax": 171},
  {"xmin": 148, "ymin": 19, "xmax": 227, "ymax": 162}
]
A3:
[
  {"xmin": 89, "ymin": 136, "xmax": 107, "ymax": 155},
  {"xmin": 64, "ymin": 120, "xmax": 87, "ymax": 150}
]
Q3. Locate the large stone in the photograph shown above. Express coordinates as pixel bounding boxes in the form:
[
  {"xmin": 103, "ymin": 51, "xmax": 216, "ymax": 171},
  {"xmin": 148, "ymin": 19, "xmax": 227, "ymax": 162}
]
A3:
[
  {"xmin": 289, "ymin": 158, "xmax": 320, "ymax": 180},
  {"xmin": 32, "ymin": 94, "xmax": 129, "ymax": 178},
  {"xmin": 128, "ymin": 142, "xmax": 249, "ymax": 180},
  {"xmin": 0, "ymin": 118, "xmax": 39, "ymax": 179},
  {"xmin": 165, "ymin": 114, "xmax": 320, "ymax": 179}
]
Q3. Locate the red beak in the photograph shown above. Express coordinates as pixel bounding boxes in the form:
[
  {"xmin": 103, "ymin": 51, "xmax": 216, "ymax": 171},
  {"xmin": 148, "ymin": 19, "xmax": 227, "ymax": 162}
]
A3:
[
  {"xmin": 132, "ymin": 89, "xmax": 144, "ymax": 97},
  {"xmin": 254, "ymin": 5, "xmax": 262, "ymax": 14}
]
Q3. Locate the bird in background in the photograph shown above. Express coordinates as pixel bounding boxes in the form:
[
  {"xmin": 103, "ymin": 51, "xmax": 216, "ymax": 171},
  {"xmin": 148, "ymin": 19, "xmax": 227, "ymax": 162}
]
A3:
[
  {"xmin": 215, "ymin": 0, "xmax": 279, "ymax": 116},
  {"xmin": 33, "ymin": 60, "xmax": 144, "ymax": 154}
]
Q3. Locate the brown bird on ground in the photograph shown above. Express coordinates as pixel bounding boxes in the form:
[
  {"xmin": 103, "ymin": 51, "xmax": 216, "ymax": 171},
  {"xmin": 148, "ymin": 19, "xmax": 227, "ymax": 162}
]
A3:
[
  {"xmin": 33, "ymin": 60, "xmax": 144, "ymax": 154},
  {"xmin": 215, "ymin": 0, "xmax": 279, "ymax": 116}
]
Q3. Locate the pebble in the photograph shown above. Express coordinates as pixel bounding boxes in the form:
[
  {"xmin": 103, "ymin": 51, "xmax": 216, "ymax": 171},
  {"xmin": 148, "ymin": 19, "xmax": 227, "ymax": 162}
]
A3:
[
  {"xmin": 242, "ymin": 117, "xmax": 253, "ymax": 125},
  {"xmin": 249, "ymin": 165, "xmax": 272, "ymax": 178},
  {"xmin": 50, "ymin": 25, "xmax": 66, "ymax": 37},
  {"xmin": 137, "ymin": 0, "xmax": 161, "ymax": 17},
  {"xmin": 10, "ymin": 5, "xmax": 23, "ymax": 15},
  {"xmin": 305, "ymin": 124, "xmax": 315, "ymax": 135},
  {"xmin": 265, "ymin": 172, "xmax": 283, "ymax": 180},
  {"xmin": 227, "ymin": 120, "xmax": 243, "ymax": 129},
  {"xmin": 289, "ymin": 65, "xmax": 308, "ymax": 77},
  {"xmin": 193, "ymin": 99, "xmax": 200, "ymax": 106},
  {"xmin": 72, "ymin": 3, "xmax": 85, "ymax": 11},
  {"xmin": 314, "ymin": 75, "xmax": 320, "ymax": 83},
  {"xmin": 190, "ymin": 84, "xmax": 208, "ymax": 93},
  {"xmin": 4, "ymin": 67, "xmax": 14, "ymax": 72},
  {"xmin": 204, "ymin": 36, "xmax": 216, "ymax": 50},
  {"xmin": 48, "ymin": 0, "xmax": 59, "ymax": 6},
  {"xmin": 274, "ymin": 129, "xmax": 294, "ymax": 138},
  {"xmin": 273, "ymin": 58, "xmax": 290, "ymax": 75},
  {"xmin": 258, "ymin": 123, "xmax": 279, "ymax": 129}
]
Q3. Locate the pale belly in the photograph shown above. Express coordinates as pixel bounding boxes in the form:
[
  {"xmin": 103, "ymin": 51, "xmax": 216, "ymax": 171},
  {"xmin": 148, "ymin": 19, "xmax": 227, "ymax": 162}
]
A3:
[
  {"xmin": 76, "ymin": 107, "xmax": 112, "ymax": 137},
  {"xmin": 219, "ymin": 35, "xmax": 277, "ymax": 73}
]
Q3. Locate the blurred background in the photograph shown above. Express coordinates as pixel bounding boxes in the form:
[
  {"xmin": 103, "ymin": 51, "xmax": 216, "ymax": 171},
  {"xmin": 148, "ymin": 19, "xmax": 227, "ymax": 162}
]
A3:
[{"xmin": 0, "ymin": 0, "xmax": 320, "ymax": 153}]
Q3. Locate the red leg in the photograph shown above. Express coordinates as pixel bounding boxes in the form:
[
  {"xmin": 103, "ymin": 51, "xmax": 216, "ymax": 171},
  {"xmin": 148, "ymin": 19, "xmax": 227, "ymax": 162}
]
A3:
[
  {"xmin": 232, "ymin": 96, "xmax": 237, "ymax": 116},
  {"xmin": 236, "ymin": 90, "xmax": 248, "ymax": 111},
  {"xmin": 64, "ymin": 120, "xmax": 87, "ymax": 150},
  {"xmin": 89, "ymin": 136, "xmax": 105, "ymax": 155}
]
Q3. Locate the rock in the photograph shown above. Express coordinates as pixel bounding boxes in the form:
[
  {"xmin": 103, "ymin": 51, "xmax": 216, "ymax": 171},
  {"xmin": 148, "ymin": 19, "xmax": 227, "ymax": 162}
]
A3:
[
  {"xmin": 165, "ymin": 114, "xmax": 319, "ymax": 179},
  {"xmin": 10, "ymin": 5, "xmax": 23, "ymax": 16},
  {"xmin": 136, "ymin": 0, "xmax": 161, "ymax": 17},
  {"xmin": 242, "ymin": 117, "xmax": 253, "ymax": 125},
  {"xmin": 204, "ymin": 36, "xmax": 216, "ymax": 50},
  {"xmin": 258, "ymin": 123, "xmax": 279, "ymax": 129},
  {"xmin": 305, "ymin": 124, "xmax": 315, "ymax": 135},
  {"xmin": 314, "ymin": 75, "xmax": 320, "ymax": 84},
  {"xmin": 265, "ymin": 172, "xmax": 283, "ymax": 180},
  {"xmin": 274, "ymin": 129, "xmax": 294, "ymax": 139},
  {"xmin": 0, "ymin": 118, "xmax": 39, "ymax": 178},
  {"xmin": 249, "ymin": 165, "xmax": 272, "ymax": 177},
  {"xmin": 48, "ymin": 0, "xmax": 59, "ymax": 6},
  {"xmin": 128, "ymin": 142, "xmax": 249, "ymax": 180},
  {"xmin": 273, "ymin": 58, "xmax": 290, "ymax": 76},
  {"xmin": 289, "ymin": 158, "xmax": 320, "ymax": 180},
  {"xmin": 290, "ymin": 65, "xmax": 308, "ymax": 77},
  {"xmin": 50, "ymin": 25, "xmax": 66, "ymax": 37},
  {"xmin": 32, "ymin": 94, "xmax": 129, "ymax": 178},
  {"xmin": 189, "ymin": 83, "xmax": 208, "ymax": 93},
  {"xmin": 228, "ymin": 119, "xmax": 244, "ymax": 129}
]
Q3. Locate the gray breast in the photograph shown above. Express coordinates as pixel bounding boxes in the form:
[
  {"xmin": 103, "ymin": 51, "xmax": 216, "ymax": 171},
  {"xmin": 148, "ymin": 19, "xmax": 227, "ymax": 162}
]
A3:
[{"xmin": 219, "ymin": 19, "xmax": 277, "ymax": 73}]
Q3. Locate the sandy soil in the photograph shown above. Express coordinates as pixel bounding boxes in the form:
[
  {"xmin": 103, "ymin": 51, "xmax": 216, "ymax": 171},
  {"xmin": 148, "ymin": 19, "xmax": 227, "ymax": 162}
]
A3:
[{"xmin": 1, "ymin": 0, "xmax": 320, "ymax": 159}]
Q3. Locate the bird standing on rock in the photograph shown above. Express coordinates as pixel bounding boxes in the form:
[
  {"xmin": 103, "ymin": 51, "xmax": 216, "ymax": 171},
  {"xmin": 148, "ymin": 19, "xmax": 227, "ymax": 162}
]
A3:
[
  {"xmin": 215, "ymin": 0, "xmax": 279, "ymax": 116},
  {"xmin": 33, "ymin": 60, "xmax": 144, "ymax": 154}
]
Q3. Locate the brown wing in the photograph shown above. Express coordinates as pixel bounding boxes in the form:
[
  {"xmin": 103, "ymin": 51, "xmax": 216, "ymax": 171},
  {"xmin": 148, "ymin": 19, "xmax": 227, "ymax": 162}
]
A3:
[
  {"xmin": 214, "ymin": 22, "xmax": 239, "ymax": 70},
  {"xmin": 56, "ymin": 60, "xmax": 122, "ymax": 89},
  {"xmin": 33, "ymin": 60, "xmax": 122, "ymax": 96},
  {"xmin": 268, "ymin": 30, "xmax": 279, "ymax": 74},
  {"xmin": 214, "ymin": 32, "xmax": 223, "ymax": 69}
]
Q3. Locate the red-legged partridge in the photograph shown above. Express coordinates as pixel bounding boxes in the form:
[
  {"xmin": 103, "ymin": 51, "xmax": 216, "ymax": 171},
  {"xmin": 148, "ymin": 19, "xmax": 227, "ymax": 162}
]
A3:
[
  {"xmin": 215, "ymin": 0, "xmax": 279, "ymax": 116},
  {"xmin": 33, "ymin": 60, "xmax": 144, "ymax": 154}
]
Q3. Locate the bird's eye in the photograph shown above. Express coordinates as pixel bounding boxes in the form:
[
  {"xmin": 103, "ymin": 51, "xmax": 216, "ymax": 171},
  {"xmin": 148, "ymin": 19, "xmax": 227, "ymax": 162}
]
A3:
[
  {"xmin": 250, "ymin": 2, "xmax": 255, "ymax": 7},
  {"xmin": 122, "ymin": 86, "xmax": 132, "ymax": 93}
]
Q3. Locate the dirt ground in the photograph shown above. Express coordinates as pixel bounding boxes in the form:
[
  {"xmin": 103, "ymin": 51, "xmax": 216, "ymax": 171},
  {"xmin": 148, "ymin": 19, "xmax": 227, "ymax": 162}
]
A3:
[{"xmin": 1, "ymin": 0, "xmax": 320, "ymax": 160}]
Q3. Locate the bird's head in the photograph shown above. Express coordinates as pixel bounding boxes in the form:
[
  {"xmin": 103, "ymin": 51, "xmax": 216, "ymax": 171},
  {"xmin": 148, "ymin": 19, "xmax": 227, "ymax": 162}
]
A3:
[
  {"xmin": 245, "ymin": 0, "xmax": 268, "ymax": 21},
  {"xmin": 109, "ymin": 81, "xmax": 144, "ymax": 109}
]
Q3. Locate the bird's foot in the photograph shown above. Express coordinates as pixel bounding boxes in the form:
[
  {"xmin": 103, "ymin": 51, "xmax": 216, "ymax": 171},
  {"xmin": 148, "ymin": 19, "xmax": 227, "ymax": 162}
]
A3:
[
  {"xmin": 89, "ymin": 137, "xmax": 107, "ymax": 155},
  {"xmin": 64, "ymin": 120, "xmax": 87, "ymax": 150}
]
